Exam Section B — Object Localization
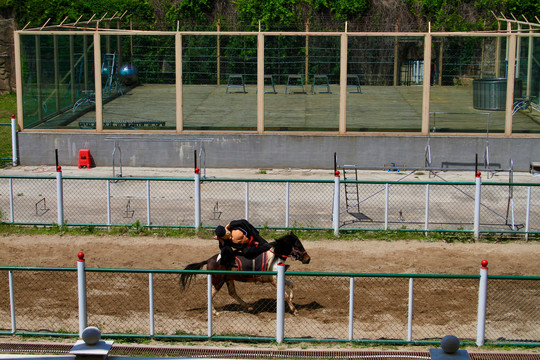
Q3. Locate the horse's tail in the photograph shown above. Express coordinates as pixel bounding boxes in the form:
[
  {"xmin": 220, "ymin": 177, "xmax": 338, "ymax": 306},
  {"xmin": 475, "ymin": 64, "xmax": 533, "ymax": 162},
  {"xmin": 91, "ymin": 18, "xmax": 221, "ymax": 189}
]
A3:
[{"xmin": 180, "ymin": 260, "xmax": 208, "ymax": 290}]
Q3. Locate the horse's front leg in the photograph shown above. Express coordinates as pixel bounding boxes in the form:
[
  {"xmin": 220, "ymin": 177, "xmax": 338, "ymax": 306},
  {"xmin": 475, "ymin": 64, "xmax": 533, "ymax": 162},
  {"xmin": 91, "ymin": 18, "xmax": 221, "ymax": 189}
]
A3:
[
  {"xmin": 226, "ymin": 281, "xmax": 253, "ymax": 312},
  {"xmin": 271, "ymin": 278, "xmax": 298, "ymax": 315},
  {"xmin": 211, "ymin": 284, "xmax": 223, "ymax": 316},
  {"xmin": 285, "ymin": 279, "xmax": 295, "ymax": 302}
]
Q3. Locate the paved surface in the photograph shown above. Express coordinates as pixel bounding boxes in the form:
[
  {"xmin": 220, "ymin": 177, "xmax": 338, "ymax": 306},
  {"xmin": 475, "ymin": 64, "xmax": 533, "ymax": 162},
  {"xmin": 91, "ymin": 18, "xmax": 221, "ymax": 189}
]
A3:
[
  {"xmin": 2, "ymin": 165, "xmax": 539, "ymax": 183},
  {"xmin": 33, "ymin": 84, "xmax": 540, "ymax": 133}
]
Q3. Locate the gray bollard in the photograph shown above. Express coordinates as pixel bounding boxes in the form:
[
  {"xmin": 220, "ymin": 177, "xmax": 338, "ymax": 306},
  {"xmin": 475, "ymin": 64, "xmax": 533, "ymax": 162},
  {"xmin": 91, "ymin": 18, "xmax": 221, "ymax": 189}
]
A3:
[
  {"xmin": 70, "ymin": 326, "xmax": 114, "ymax": 358},
  {"xmin": 430, "ymin": 334, "xmax": 471, "ymax": 360}
]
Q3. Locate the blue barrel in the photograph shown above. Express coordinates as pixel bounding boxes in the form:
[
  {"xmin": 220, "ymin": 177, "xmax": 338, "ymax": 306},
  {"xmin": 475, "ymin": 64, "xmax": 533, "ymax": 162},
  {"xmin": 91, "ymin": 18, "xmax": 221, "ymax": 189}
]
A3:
[{"xmin": 473, "ymin": 78, "xmax": 522, "ymax": 111}]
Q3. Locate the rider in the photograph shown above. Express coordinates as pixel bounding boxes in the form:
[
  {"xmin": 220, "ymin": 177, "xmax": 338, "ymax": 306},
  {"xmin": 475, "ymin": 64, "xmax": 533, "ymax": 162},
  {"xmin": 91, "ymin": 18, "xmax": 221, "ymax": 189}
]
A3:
[{"xmin": 214, "ymin": 219, "xmax": 273, "ymax": 268}]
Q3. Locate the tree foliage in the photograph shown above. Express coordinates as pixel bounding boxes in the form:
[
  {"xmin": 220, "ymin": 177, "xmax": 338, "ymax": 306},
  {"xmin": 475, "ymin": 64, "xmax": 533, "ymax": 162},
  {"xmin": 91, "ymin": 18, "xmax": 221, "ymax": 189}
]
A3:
[
  {"xmin": 165, "ymin": 0, "xmax": 215, "ymax": 25},
  {"xmin": 405, "ymin": 0, "xmax": 540, "ymax": 31},
  {"xmin": 311, "ymin": 0, "xmax": 369, "ymax": 22},
  {"xmin": 234, "ymin": 0, "xmax": 304, "ymax": 26},
  {"xmin": 1, "ymin": 0, "xmax": 153, "ymax": 28},
  {"xmin": 0, "ymin": 0, "xmax": 537, "ymax": 31}
]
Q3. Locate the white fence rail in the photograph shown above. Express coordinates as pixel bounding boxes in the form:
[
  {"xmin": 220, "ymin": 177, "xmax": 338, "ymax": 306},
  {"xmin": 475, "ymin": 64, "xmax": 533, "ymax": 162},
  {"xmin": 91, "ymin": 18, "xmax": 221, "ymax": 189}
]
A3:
[
  {"xmin": 1, "ymin": 256, "xmax": 539, "ymax": 346},
  {"xmin": 0, "ymin": 174, "xmax": 539, "ymax": 237}
]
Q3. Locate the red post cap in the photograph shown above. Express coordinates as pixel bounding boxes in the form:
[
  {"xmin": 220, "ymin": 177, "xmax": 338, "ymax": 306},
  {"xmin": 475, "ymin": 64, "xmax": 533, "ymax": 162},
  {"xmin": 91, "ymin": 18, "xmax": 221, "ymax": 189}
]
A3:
[
  {"xmin": 56, "ymin": 165, "xmax": 62, "ymax": 172},
  {"xmin": 334, "ymin": 170, "xmax": 340, "ymax": 177},
  {"xmin": 11, "ymin": 114, "xmax": 15, "ymax": 119},
  {"xmin": 194, "ymin": 167, "xmax": 200, "ymax": 174},
  {"xmin": 476, "ymin": 171, "xmax": 481, "ymax": 178},
  {"xmin": 481, "ymin": 259, "xmax": 488, "ymax": 269},
  {"xmin": 78, "ymin": 252, "xmax": 85, "ymax": 261}
]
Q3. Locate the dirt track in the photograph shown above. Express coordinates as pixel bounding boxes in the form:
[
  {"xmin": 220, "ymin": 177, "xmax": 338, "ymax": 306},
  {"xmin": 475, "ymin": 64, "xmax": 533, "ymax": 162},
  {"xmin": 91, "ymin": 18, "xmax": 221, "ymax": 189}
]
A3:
[
  {"xmin": 1, "ymin": 234, "xmax": 537, "ymax": 275},
  {"xmin": 0, "ymin": 234, "xmax": 538, "ymax": 347}
]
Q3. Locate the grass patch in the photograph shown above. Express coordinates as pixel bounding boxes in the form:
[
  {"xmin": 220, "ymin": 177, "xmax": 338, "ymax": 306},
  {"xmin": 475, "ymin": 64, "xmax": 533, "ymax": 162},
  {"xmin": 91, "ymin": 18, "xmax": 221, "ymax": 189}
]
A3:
[
  {"xmin": 0, "ymin": 221, "xmax": 533, "ymax": 244},
  {"xmin": 0, "ymin": 93, "xmax": 17, "ymax": 163}
]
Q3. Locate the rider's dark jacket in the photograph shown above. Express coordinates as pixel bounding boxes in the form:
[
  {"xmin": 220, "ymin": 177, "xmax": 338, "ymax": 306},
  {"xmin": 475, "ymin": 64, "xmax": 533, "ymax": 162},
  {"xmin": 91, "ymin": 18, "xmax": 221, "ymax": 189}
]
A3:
[{"xmin": 220, "ymin": 219, "xmax": 272, "ymax": 260}]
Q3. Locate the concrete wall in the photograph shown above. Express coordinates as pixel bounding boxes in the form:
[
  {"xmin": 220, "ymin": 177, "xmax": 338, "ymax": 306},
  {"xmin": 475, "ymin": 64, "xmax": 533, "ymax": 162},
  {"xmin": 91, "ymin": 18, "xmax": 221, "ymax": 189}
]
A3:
[{"xmin": 17, "ymin": 132, "xmax": 539, "ymax": 171}]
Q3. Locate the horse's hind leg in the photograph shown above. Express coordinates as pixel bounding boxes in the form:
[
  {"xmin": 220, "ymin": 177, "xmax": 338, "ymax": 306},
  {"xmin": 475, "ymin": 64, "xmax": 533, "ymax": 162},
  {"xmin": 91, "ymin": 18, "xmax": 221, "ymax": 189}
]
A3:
[
  {"xmin": 211, "ymin": 279, "xmax": 226, "ymax": 316},
  {"xmin": 211, "ymin": 286, "xmax": 222, "ymax": 316},
  {"xmin": 226, "ymin": 281, "xmax": 253, "ymax": 312}
]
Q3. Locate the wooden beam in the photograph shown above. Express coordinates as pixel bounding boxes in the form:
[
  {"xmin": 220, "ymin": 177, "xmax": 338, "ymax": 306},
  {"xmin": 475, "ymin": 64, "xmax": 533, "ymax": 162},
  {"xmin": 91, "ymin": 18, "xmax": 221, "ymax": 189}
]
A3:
[
  {"xmin": 175, "ymin": 33, "xmax": 183, "ymax": 132},
  {"xmin": 504, "ymin": 34, "xmax": 516, "ymax": 136},
  {"xmin": 93, "ymin": 32, "xmax": 103, "ymax": 132},
  {"xmin": 14, "ymin": 31, "xmax": 23, "ymax": 130},
  {"xmin": 339, "ymin": 33, "xmax": 347, "ymax": 134},
  {"xmin": 421, "ymin": 33, "xmax": 432, "ymax": 135},
  {"xmin": 257, "ymin": 32, "xmax": 264, "ymax": 133}
]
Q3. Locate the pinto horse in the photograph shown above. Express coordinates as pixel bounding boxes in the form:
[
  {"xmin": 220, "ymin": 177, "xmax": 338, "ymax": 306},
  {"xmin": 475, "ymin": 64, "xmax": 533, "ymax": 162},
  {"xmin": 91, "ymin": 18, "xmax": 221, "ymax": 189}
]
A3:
[{"xmin": 180, "ymin": 232, "xmax": 310, "ymax": 315}]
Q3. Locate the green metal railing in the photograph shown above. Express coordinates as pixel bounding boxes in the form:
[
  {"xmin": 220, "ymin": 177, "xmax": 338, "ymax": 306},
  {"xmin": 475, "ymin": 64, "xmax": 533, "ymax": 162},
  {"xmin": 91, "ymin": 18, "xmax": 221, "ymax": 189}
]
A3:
[
  {"xmin": 0, "ymin": 175, "xmax": 539, "ymax": 236},
  {"xmin": 0, "ymin": 265, "xmax": 538, "ymax": 346}
]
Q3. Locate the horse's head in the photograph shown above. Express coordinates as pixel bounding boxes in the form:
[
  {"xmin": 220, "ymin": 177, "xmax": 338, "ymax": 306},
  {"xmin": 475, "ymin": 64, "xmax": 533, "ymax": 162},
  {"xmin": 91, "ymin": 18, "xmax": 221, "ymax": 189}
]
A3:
[
  {"xmin": 273, "ymin": 232, "xmax": 310, "ymax": 264},
  {"xmin": 284, "ymin": 232, "xmax": 310, "ymax": 264}
]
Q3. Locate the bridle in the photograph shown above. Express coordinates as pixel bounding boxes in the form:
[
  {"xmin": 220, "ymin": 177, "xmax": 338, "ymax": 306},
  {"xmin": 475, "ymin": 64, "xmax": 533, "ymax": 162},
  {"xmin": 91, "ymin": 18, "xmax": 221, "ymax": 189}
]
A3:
[
  {"xmin": 291, "ymin": 248, "xmax": 307, "ymax": 261},
  {"xmin": 269, "ymin": 247, "xmax": 307, "ymax": 261},
  {"xmin": 268, "ymin": 249, "xmax": 294, "ymax": 260}
]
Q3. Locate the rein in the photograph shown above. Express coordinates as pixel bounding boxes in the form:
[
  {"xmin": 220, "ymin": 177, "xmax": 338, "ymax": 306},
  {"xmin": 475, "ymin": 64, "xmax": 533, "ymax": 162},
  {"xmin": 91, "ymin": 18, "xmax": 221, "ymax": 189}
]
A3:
[{"xmin": 269, "ymin": 249, "xmax": 305, "ymax": 260}]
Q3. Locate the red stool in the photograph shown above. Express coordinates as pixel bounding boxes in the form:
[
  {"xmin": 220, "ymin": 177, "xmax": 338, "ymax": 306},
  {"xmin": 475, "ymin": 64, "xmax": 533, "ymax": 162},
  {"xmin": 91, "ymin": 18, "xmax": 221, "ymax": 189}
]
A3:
[{"xmin": 78, "ymin": 149, "xmax": 92, "ymax": 168}]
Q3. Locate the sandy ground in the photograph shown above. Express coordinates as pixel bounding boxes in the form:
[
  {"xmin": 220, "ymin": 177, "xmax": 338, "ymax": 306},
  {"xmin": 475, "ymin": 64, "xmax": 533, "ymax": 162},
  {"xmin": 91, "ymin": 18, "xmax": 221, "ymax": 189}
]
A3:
[
  {"xmin": 0, "ymin": 234, "xmax": 538, "ymax": 276},
  {"xmin": 0, "ymin": 233, "xmax": 539, "ymax": 356}
]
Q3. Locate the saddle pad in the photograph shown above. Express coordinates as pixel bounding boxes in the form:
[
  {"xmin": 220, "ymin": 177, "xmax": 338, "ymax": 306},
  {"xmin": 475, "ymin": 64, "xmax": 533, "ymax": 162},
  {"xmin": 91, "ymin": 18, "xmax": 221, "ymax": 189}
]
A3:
[{"xmin": 234, "ymin": 251, "xmax": 268, "ymax": 272}]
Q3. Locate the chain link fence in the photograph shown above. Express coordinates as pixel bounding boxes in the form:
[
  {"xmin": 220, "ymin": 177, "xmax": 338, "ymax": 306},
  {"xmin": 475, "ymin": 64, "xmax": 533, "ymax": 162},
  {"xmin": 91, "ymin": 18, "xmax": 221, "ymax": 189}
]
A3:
[
  {"xmin": 0, "ymin": 267, "xmax": 538, "ymax": 346},
  {"xmin": 485, "ymin": 277, "xmax": 540, "ymax": 342},
  {"xmin": 1, "ymin": 175, "xmax": 538, "ymax": 236},
  {"xmin": 0, "ymin": 269, "xmax": 79, "ymax": 333}
]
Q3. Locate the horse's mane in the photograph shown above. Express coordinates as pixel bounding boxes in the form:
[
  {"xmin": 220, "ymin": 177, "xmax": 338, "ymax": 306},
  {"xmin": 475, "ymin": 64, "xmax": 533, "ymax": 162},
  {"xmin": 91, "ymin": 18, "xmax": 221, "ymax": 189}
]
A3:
[{"xmin": 271, "ymin": 233, "xmax": 299, "ymax": 259}]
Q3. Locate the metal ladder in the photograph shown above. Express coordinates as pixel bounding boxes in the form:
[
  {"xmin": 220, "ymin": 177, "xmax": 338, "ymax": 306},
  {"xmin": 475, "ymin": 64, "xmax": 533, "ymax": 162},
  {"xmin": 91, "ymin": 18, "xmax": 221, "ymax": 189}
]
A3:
[
  {"xmin": 342, "ymin": 166, "xmax": 372, "ymax": 222},
  {"xmin": 102, "ymin": 53, "xmax": 123, "ymax": 97},
  {"xmin": 342, "ymin": 166, "xmax": 360, "ymax": 214}
]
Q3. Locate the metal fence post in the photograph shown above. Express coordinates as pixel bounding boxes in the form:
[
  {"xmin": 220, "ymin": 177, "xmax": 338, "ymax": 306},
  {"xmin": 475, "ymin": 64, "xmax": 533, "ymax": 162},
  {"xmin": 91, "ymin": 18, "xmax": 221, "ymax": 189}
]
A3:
[
  {"xmin": 245, "ymin": 182, "xmax": 249, "ymax": 221},
  {"xmin": 285, "ymin": 182, "xmax": 290, "ymax": 228},
  {"xmin": 276, "ymin": 263, "xmax": 286, "ymax": 343},
  {"xmin": 194, "ymin": 167, "xmax": 201, "ymax": 229},
  {"xmin": 424, "ymin": 184, "xmax": 430, "ymax": 235},
  {"xmin": 56, "ymin": 165, "xmax": 64, "ymax": 225},
  {"xmin": 149, "ymin": 273, "xmax": 154, "ymax": 336},
  {"xmin": 8, "ymin": 270, "xmax": 16, "ymax": 333},
  {"xmin": 207, "ymin": 274, "xmax": 213, "ymax": 337},
  {"xmin": 408, "ymin": 278, "xmax": 414, "ymax": 341},
  {"xmin": 348, "ymin": 277, "xmax": 354, "ymax": 341},
  {"xmin": 525, "ymin": 186, "xmax": 531, "ymax": 241},
  {"xmin": 11, "ymin": 114, "xmax": 18, "ymax": 166},
  {"xmin": 77, "ymin": 252, "xmax": 87, "ymax": 337},
  {"xmin": 146, "ymin": 180, "xmax": 151, "ymax": 227},
  {"xmin": 474, "ymin": 172, "xmax": 482, "ymax": 239},
  {"xmin": 384, "ymin": 183, "xmax": 389, "ymax": 230},
  {"xmin": 332, "ymin": 170, "xmax": 340, "ymax": 236},
  {"xmin": 106, "ymin": 180, "xmax": 111, "ymax": 227},
  {"xmin": 9, "ymin": 178, "xmax": 14, "ymax": 223},
  {"xmin": 476, "ymin": 260, "xmax": 488, "ymax": 346}
]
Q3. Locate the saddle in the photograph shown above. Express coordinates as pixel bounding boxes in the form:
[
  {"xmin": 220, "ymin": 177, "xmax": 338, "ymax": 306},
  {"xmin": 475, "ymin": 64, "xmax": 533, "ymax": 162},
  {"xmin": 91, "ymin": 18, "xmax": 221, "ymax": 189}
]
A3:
[
  {"xmin": 216, "ymin": 248, "xmax": 289, "ymax": 273},
  {"xmin": 233, "ymin": 251, "xmax": 268, "ymax": 272}
]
